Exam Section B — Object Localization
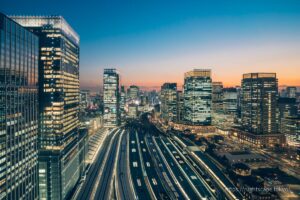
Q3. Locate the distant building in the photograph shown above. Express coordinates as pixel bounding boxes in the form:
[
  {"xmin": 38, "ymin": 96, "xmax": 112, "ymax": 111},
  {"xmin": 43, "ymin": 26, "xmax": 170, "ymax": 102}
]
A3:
[
  {"xmin": 212, "ymin": 82, "xmax": 223, "ymax": 114},
  {"xmin": 80, "ymin": 90, "xmax": 91, "ymax": 111},
  {"xmin": 140, "ymin": 94, "xmax": 148, "ymax": 106},
  {"xmin": 278, "ymin": 97, "xmax": 298, "ymax": 132},
  {"xmin": 222, "ymin": 151, "xmax": 266, "ymax": 164},
  {"xmin": 281, "ymin": 116, "xmax": 300, "ymax": 147},
  {"xmin": 120, "ymin": 85, "xmax": 126, "ymax": 122},
  {"xmin": 0, "ymin": 13, "xmax": 39, "ymax": 199},
  {"xmin": 177, "ymin": 91, "xmax": 184, "ymax": 122},
  {"xmin": 103, "ymin": 68, "xmax": 120, "ymax": 127},
  {"xmin": 223, "ymin": 87, "xmax": 238, "ymax": 115},
  {"xmin": 184, "ymin": 69, "xmax": 212, "ymax": 125},
  {"xmin": 12, "ymin": 15, "xmax": 86, "ymax": 200},
  {"xmin": 127, "ymin": 85, "xmax": 139, "ymax": 101},
  {"xmin": 236, "ymin": 86, "xmax": 242, "ymax": 118},
  {"xmin": 160, "ymin": 83, "xmax": 178, "ymax": 122},
  {"xmin": 241, "ymin": 73, "xmax": 278, "ymax": 135},
  {"xmin": 286, "ymin": 86, "xmax": 297, "ymax": 98},
  {"xmin": 128, "ymin": 104, "xmax": 138, "ymax": 118}
]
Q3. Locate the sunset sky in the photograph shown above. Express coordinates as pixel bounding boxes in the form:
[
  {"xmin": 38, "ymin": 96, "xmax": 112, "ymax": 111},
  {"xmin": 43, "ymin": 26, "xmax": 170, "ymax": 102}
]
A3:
[{"xmin": 1, "ymin": 0, "xmax": 300, "ymax": 91}]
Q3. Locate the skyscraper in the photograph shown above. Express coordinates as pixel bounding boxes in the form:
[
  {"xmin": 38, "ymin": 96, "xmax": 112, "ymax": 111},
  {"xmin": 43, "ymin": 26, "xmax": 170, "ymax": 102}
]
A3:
[
  {"xmin": 241, "ymin": 73, "xmax": 278, "ymax": 134},
  {"xmin": 0, "ymin": 13, "xmax": 39, "ymax": 200},
  {"xmin": 184, "ymin": 69, "xmax": 212, "ymax": 125},
  {"xmin": 160, "ymin": 83, "xmax": 177, "ymax": 122},
  {"xmin": 212, "ymin": 82, "xmax": 223, "ymax": 114},
  {"xmin": 103, "ymin": 68, "xmax": 120, "ymax": 127},
  {"xmin": 12, "ymin": 15, "xmax": 85, "ymax": 200}
]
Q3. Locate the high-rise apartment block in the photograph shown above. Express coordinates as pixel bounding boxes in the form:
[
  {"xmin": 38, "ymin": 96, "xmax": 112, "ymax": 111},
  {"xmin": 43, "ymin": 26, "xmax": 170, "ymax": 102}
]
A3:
[
  {"xmin": 183, "ymin": 69, "xmax": 212, "ymax": 125},
  {"xmin": 12, "ymin": 15, "xmax": 86, "ymax": 200},
  {"xmin": 0, "ymin": 13, "xmax": 39, "ymax": 200},
  {"xmin": 103, "ymin": 68, "xmax": 120, "ymax": 127}
]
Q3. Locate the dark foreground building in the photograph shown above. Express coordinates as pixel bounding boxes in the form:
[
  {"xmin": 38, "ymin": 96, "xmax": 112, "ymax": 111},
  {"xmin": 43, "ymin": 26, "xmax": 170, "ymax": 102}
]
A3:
[
  {"xmin": 0, "ymin": 13, "xmax": 39, "ymax": 199},
  {"xmin": 12, "ymin": 16, "xmax": 86, "ymax": 200}
]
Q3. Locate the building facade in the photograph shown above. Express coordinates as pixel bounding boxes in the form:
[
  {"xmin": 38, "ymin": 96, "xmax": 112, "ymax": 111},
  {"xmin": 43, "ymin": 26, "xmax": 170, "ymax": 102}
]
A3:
[
  {"xmin": 183, "ymin": 69, "xmax": 212, "ymax": 125},
  {"xmin": 160, "ymin": 83, "xmax": 178, "ymax": 122},
  {"xmin": 120, "ymin": 85, "xmax": 126, "ymax": 122},
  {"xmin": 103, "ymin": 68, "xmax": 120, "ymax": 127},
  {"xmin": 177, "ymin": 90, "xmax": 184, "ymax": 122},
  {"xmin": 12, "ymin": 15, "xmax": 86, "ymax": 200},
  {"xmin": 286, "ymin": 86, "xmax": 297, "ymax": 98},
  {"xmin": 128, "ymin": 104, "xmax": 138, "ymax": 119},
  {"xmin": 241, "ymin": 73, "xmax": 278, "ymax": 135},
  {"xmin": 80, "ymin": 90, "xmax": 90, "ymax": 112},
  {"xmin": 278, "ymin": 97, "xmax": 298, "ymax": 132},
  {"xmin": 281, "ymin": 116, "xmax": 300, "ymax": 147},
  {"xmin": 212, "ymin": 82, "xmax": 223, "ymax": 114},
  {"xmin": 127, "ymin": 85, "xmax": 139, "ymax": 101},
  {"xmin": 223, "ymin": 87, "xmax": 238, "ymax": 115},
  {"xmin": 0, "ymin": 13, "xmax": 39, "ymax": 200}
]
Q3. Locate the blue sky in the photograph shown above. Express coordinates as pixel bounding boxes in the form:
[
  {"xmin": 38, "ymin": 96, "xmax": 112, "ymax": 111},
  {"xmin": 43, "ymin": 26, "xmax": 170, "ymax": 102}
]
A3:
[{"xmin": 1, "ymin": 0, "xmax": 300, "ymax": 90}]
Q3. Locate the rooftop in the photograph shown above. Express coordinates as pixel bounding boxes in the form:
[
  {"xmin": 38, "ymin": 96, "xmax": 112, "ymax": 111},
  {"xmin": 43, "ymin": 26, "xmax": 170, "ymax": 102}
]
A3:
[
  {"xmin": 10, "ymin": 15, "xmax": 79, "ymax": 45},
  {"xmin": 243, "ymin": 73, "xmax": 276, "ymax": 79},
  {"xmin": 184, "ymin": 69, "xmax": 211, "ymax": 78}
]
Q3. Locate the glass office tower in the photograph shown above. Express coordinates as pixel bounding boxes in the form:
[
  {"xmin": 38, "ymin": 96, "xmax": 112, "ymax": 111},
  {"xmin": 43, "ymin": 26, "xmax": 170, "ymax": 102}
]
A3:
[
  {"xmin": 103, "ymin": 68, "xmax": 120, "ymax": 127},
  {"xmin": 11, "ymin": 16, "xmax": 85, "ymax": 200},
  {"xmin": 241, "ymin": 73, "xmax": 278, "ymax": 134},
  {"xmin": 160, "ymin": 83, "xmax": 178, "ymax": 122},
  {"xmin": 0, "ymin": 13, "xmax": 39, "ymax": 199},
  {"xmin": 184, "ymin": 69, "xmax": 212, "ymax": 125}
]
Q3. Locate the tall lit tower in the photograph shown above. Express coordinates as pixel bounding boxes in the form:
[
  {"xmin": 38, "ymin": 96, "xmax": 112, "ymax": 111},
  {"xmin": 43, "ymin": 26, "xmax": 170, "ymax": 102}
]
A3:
[
  {"xmin": 12, "ymin": 15, "xmax": 85, "ymax": 200},
  {"xmin": 103, "ymin": 68, "xmax": 120, "ymax": 127},
  {"xmin": 184, "ymin": 69, "xmax": 212, "ymax": 125},
  {"xmin": 0, "ymin": 13, "xmax": 39, "ymax": 200},
  {"xmin": 241, "ymin": 73, "xmax": 278, "ymax": 134}
]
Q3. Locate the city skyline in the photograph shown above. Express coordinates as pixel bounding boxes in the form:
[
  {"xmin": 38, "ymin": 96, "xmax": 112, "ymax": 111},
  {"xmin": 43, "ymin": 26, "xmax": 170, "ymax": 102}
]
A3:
[
  {"xmin": 1, "ymin": 5, "xmax": 299, "ymax": 199},
  {"xmin": 1, "ymin": 0, "xmax": 300, "ymax": 91}
]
